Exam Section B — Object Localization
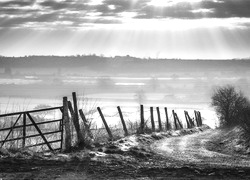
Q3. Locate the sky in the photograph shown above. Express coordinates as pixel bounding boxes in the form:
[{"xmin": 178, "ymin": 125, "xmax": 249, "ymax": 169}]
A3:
[{"xmin": 0, "ymin": 0, "xmax": 250, "ymax": 59}]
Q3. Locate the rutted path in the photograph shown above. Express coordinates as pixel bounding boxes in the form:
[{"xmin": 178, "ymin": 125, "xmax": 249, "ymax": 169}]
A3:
[
  {"xmin": 152, "ymin": 129, "xmax": 250, "ymax": 168},
  {"xmin": 2, "ymin": 128, "xmax": 250, "ymax": 179}
]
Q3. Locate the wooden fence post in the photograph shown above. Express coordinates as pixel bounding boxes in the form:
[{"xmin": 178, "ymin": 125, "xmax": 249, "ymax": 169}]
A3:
[
  {"xmin": 22, "ymin": 113, "xmax": 26, "ymax": 148},
  {"xmin": 184, "ymin": 111, "xmax": 191, "ymax": 128},
  {"xmin": 194, "ymin": 110, "xmax": 199, "ymax": 127},
  {"xmin": 63, "ymin": 96, "xmax": 71, "ymax": 152},
  {"xmin": 186, "ymin": 111, "xmax": 194, "ymax": 127},
  {"xmin": 140, "ymin": 105, "xmax": 145, "ymax": 133},
  {"xmin": 60, "ymin": 107, "xmax": 64, "ymax": 150},
  {"xmin": 79, "ymin": 109, "xmax": 93, "ymax": 139},
  {"xmin": 188, "ymin": 111, "xmax": 193, "ymax": 127},
  {"xmin": 197, "ymin": 111, "xmax": 200, "ymax": 127},
  {"xmin": 150, "ymin": 107, "xmax": 155, "ymax": 132},
  {"xmin": 71, "ymin": 92, "xmax": 85, "ymax": 146},
  {"xmin": 156, "ymin": 107, "xmax": 163, "ymax": 131},
  {"xmin": 172, "ymin": 110, "xmax": 178, "ymax": 130},
  {"xmin": 175, "ymin": 112, "xmax": 183, "ymax": 129},
  {"xmin": 68, "ymin": 101, "xmax": 85, "ymax": 147},
  {"xmin": 184, "ymin": 111, "xmax": 188, "ymax": 128},
  {"xmin": 194, "ymin": 110, "xmax": 198, "ymax": 126},
  {"xmin": 97, "ymin": 107, "xmax": 113, "ymax": 140},
  {"xmin": 67, "ymin": 101, "xmax": 75, "ymax": 135},
  {"xmin": 165, "ymin": 107, "xmax": 170, "ymax": 130},
  {"xmin": 198, "ymin": 111, "xmax": 202, "ymax": 126},
  {"xmin": 117, "ymin": 106, "xmax": 128, "ymax": 136}
]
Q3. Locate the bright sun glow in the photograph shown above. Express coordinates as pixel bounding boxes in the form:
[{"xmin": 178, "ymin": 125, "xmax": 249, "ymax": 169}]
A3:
[
  {"xmin": 87, "ymin": 0, "xmax": 104, "ymax": 6},
  {"xmin": 110, "ymin": 18, "xmax": 248, "ymax": 31},
  {"xmin": 0, "ymin": 0, "xmax": 249, "ymax": 59},
  {"xmin": 148, "ymin": 0, "xmax": 204, "ymax": 7}
]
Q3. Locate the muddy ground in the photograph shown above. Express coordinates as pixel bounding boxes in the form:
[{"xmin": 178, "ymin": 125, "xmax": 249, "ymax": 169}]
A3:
[{"xmin": 1, "ymin": 126, "xmax": 250, "ymax": 180}]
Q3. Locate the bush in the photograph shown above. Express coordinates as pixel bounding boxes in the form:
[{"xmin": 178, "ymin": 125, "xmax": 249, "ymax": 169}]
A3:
[
  {"xmin": 211, "ymin": 85, "xmax": 250, "ymax": 127},
  {"xmin": 241, "ymin": 109, "xmax": 250, "ymax": 135}
]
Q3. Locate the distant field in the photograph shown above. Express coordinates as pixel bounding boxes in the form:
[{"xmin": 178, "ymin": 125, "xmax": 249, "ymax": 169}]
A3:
[
  {"xmin": 0, "ymin": 91, "xmax": 218, "ymax": 131},
  {"xmin": 0, "ymin": 57, "xmax": 249, "ymax": 132}
]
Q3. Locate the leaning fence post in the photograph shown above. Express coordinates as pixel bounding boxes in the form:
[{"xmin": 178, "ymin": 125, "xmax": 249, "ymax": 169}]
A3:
[
  {"xmin": 140, "ymin": 105, "xmax": 145, "ymax": 133},
  {"xmin": 186, "ymin": 111, "xmax": 194, "ymax": 127},
  {"xmin": 71, "ymin": 92, "xmax": 85, "ymax": 146},
  {"xmin": 156, "ymin": 107, "xmax": 163, "ymax": 131},
  {"xmin": 150, "ymin": 107, "xmax": 155, "ymax": 132},
  {"xmin": 184, "ymin": 111, "xmax": 191, "ymax": 128},
  {"xmin": 172, "ymin": 110, "xmax": 178, "ymax": 130},
  {"xmin": 175, "ymin": 112, "xmax": 183, "ymax": 129},
  {"xmin": 164, "ymin": 107, "xmax": 170, "ymax": 130},
  {"xmin": 97, "ymin": 107, "xmax": 113, "ymax": 140},
  {"xmin": 63, "ymin": 96, "xmax": 71, "ymax": 152},
  {"xmin": 187, "ymin": 111, "xmax": 193, "ymax": 128},
  {"xmin": 68, "ymin": 101, "xmax": 85, "ymax": 147},
  {"xmin": 79, "ymin": 109, "xmax": 93, "ymax": 139},
  {"xmin": 198, "ymin": 111, "xmax": 202, "ymax": 126},
  {"xmin": 117, "ymin": 106, "xmax": 128, "ymax": 136},
  {"xmin": 22, "ymin": 113, "xmax": 26, "ymax": 148},
  {"xmin": 194, "ymin": 110, "xmax": 198, "ymax": 126},
  {"xmin": 194, "ymin": 110, "xmax": 199, "ymax": 127}
]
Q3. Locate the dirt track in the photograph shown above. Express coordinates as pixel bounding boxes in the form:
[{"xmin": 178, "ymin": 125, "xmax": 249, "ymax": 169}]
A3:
[
  {"xmin": 1, "ymin": 128, "xmax": 250, "ymax": 179},
  {"xmin": 152, "ymin": 129, "xmax": 250, "ymax": 168}
]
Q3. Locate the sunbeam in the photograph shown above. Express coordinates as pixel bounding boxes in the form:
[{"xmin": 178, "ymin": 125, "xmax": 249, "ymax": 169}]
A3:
[
  {"xmin": 148, "ymin": 0, "xmax": 203, "ymax": 7},
  {"xmin": 0, "ymin": 0, "xmax": 249, "ymax": 59}
]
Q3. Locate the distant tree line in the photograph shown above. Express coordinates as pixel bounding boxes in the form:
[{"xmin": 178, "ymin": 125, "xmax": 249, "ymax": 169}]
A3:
[{"xmin": 1, "ymin": 56, "xmax": 250, "ymax": 75}]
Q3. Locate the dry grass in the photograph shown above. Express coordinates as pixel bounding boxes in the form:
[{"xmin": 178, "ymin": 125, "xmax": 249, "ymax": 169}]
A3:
[
  {"xmin": 0, "ymin": 108, "xmax": 62, "ymax": 152},
  {"xmin": 1, "ymin": 95, "xmax": 188, "ymax": 153}
]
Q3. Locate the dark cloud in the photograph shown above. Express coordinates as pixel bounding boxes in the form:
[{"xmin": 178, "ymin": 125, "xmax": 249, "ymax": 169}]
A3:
[
  {"xmin": 0, "ymin": 12, "xmax": 121, "ymax": 28},
  {"xmin": 0, "ymin": 0, "xmax": 35, "ymax": 7},
  {"xmin": 39, "ymin": 0, "xmax": 71, "ymax": 10},
  {"xmin": 135, "ymin": 0, "xmax": 250, "ymax": 19},
  {"xmin": 199, "ymin": 0, "xmax": 250, "ymax": 18}
]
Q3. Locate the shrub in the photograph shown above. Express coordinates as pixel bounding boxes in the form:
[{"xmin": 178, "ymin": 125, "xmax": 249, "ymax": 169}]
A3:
[
  {"xmin": 211, "ymin": 85, "xmax": 250, "ymax": 127},
  {"xmin": 241, "ymin": 108, "xmax": 250, "ymax": 136}
]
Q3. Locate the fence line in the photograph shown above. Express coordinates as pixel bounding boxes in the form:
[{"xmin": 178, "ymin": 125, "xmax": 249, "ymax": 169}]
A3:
[{"xmin": 0, "ymin": 91, "xmax": 203, "ymax": 152}]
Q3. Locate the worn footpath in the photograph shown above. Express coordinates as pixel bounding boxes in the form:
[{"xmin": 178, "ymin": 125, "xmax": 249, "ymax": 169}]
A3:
[{"xmin": 1, "ymin": 126, "xmax": 250, "ymax": 179}]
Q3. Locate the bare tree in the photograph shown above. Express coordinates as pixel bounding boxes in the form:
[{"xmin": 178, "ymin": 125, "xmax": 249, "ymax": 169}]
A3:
[{"xmin": 211, "ymin": 85, "xmax": 249, "ymax": 127}]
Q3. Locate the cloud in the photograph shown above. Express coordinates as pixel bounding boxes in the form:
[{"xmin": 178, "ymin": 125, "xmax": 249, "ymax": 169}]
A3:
[
  {"xmin": 200, "ymin": 0, "xmax": 250, "ymax": 18},
  {"xmin": 0, "ymin": 0, "xmax": 250, "ymax": 29},
  {"xmin": 39, "ymin": 0, "xmax": 71, "ymax": 10},
  {"xmin": 0, "ymin": 0, "xmax": 35, "ymax": 7},
  {"xmin": 135, "ymin": 2, "xmax": 196, "ymax": 19},
  {"xmin": 135, "ymin": 0, "xmax": 250, "ymax": 19}
]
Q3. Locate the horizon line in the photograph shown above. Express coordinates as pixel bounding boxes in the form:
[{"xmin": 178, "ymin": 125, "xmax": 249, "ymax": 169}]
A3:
[{"xmin": 1, "ymin": 54, "xmax": 250, "ymax": 61}]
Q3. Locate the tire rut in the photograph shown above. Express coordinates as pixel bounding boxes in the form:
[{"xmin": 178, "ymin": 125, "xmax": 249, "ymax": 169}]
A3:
[{"xmin": 152, "ymin": 129, "xmax": 250, "ymax": 168}]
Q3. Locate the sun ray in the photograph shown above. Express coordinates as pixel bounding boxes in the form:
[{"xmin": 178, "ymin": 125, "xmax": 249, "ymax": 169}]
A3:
[
  {"xmin": 0, "ymin": 0, "xmax": 249, "ymax": 59},
  {"xmin": 148, "ymin": 0, "xmax": 203, "ymax": 7}
]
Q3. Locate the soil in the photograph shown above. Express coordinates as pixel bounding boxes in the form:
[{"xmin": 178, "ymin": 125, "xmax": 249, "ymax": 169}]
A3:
[{"xmin": 1, "ymin": 126, "xmax": 250, "ymax": 180}]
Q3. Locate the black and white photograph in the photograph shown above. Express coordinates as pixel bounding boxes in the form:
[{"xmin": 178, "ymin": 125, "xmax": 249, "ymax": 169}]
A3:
[{"xmin": 1, "ymin": 0, "xmax": 250, "ymax": 179}]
